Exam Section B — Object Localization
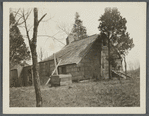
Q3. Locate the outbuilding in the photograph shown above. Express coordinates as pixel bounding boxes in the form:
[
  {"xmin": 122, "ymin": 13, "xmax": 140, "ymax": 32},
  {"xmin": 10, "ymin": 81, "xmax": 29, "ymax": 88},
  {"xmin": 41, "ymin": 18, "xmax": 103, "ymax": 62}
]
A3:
[{"xmin": 10, "ymin": 63, "xmax": 33, "ymax": 87}]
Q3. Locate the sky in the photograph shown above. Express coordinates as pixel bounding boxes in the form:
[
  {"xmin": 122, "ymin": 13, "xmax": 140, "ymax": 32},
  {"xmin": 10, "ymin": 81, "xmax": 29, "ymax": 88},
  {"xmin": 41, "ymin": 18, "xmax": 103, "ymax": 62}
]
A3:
[{"xmin": 12, "ymin": 2, "xmax": 146, "ymax": 70}]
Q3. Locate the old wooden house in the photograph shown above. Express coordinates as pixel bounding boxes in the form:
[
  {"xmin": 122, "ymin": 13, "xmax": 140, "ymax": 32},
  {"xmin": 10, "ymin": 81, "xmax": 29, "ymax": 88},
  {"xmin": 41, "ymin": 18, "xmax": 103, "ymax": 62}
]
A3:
[{"xmin": 39, "ymin": 34, "xmax": 123, "ymax": 85}]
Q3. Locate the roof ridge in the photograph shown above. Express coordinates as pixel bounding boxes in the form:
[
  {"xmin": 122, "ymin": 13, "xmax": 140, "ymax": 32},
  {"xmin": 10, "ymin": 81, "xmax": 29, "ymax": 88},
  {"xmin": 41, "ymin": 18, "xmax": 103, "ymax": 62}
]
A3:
[
  {"xmin": 77, "ymin": 36, "xmax": 99, "ymax": 64},
  {"xmin": 67, "ymin": 34, "xmax": 98, "ymax": 44},
  {"xmin": 40, "ymin": 34, "xmax": 99, "ymax": 64}
]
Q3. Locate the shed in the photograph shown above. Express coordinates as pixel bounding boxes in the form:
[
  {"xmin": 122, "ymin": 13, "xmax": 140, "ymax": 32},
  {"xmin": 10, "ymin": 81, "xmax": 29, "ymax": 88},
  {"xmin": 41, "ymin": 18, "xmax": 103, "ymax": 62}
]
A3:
[
  {"xmin": 10, "ymin": 64, "xmax": 23, "ymax": 87},
  {"xmin": 10, "ymin": 63, "xmax": 33, "ymax": 87}
]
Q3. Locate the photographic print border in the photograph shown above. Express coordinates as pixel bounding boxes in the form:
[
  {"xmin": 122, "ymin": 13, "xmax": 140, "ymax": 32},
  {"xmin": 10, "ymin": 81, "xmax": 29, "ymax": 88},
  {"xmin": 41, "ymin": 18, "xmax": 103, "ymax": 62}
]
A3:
[{"xmin": 2, "ymin": 1, "xmax": 147, "ymax": 114}]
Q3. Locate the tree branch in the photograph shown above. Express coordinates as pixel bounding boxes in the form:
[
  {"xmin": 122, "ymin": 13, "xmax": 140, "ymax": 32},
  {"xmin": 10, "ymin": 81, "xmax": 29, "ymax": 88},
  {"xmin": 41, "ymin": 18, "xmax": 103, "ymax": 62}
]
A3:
[
  {"xmin": 19, "ymin": 9, "xmax": 32, "ymax": 26},
  {"xmin": 37, "ymin": 35, "xmax": 65, "ymax": 45},
  {"xmin": 41, "ymin": 15, "xmax": 54, "ymax": 22},
  {"xmin": 38, "ymin": 13, "xmax": 47, "ymax": 25},
  {"xmin": 22, "ymin": 9, "xmax": 31, "ymax": 45},
  {"xmin": 14, "ymin": 8, "xmax": 20, "ymax": 19},
  {"xmin": 10, "ymin": 9, "xmax": 32, "ymax": 30},
  {"xmin": 15, "ymin": 15, "xmax": 23, "ymax": 25},
  {"xmin": 12, "ymin": 10, "xmax": 22, "ymax": 17},
  {"xmin": 57, "ymin": 25, "xmax": 70, "ymax": 35}
]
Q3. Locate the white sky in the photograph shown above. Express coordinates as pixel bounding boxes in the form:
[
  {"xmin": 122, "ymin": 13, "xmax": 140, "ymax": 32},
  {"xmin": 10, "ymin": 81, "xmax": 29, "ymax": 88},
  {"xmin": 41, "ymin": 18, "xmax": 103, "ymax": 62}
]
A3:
[{"xmin": 12, "ymin": 2, "xmax": 146, "ymax": 69}]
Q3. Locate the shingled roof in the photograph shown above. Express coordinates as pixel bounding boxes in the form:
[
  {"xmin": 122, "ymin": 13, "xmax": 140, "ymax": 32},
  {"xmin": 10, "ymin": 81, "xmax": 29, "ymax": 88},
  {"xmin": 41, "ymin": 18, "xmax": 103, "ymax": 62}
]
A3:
[{"xmin": 40, "ymin": 34, "xmax": 99, "ymax": 66}]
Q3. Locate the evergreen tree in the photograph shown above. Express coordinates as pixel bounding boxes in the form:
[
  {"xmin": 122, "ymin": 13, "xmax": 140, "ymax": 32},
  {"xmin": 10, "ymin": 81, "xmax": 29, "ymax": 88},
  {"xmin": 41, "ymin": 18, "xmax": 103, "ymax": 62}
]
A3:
[
  {"xmin": 98, "ymin": 8, "xmax": 134, "ymax": 77},
  {"xmin": 115, "ymin": 32, "xmax": 134, "ymax": 75},
  {"xmin": 9, "ymin": 13, "xmax": 31, "ymax": 68},
  {"xmin": 71, "ymin": 12, "xmax": 87, "ymax": 40}
]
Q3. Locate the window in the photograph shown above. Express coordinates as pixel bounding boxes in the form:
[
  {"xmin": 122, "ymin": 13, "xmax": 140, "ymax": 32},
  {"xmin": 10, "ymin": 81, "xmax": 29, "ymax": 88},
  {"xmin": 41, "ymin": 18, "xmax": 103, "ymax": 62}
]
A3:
[{"xmin": 59, "ymin": 66, "xmax": 66, "ymax": 74}]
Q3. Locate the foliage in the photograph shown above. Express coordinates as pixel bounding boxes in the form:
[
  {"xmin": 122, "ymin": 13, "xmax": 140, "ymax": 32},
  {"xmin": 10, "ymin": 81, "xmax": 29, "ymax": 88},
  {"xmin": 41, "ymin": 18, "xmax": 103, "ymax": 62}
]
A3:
[
  {"xmin": 71, "ymin": 12, "xmax": 87, "ymax": 40},
  {"xmin": 98, "ymin": 8, "xmax": 134, "ymax": 68},
  {"xmin": 9, "ymin": 13, "xmax": 31, "ymax": 68},
  {"xmin": 115, "ymin": 32, "xmax": 134, "ymax": 56},
  {"xmin": 99, "ymin": 8, "xmax": 127, "ymax": 40}
]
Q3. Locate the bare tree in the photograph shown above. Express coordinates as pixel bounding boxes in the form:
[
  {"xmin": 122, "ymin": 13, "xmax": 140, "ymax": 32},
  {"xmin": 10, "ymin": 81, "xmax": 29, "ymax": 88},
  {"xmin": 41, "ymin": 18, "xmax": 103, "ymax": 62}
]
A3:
[
  {"xmin": 57, "ymin": 22, "xmax": 72, "ymax": 35},
  {"xmin": 11, "ymin": 8, "xmax": 47, "ymax": 107},
  {"xmin": 25, "ymin": 8, "xmax": 46, "ymax": 107},
  {"xmin": 10, "ymin": 8, "xmax": 67, "ymax": 106}
]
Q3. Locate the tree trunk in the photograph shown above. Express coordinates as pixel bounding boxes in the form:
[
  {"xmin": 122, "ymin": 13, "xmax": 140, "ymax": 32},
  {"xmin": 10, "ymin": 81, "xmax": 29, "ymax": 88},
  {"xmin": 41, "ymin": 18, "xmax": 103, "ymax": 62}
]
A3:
[
  {"xmin": 30, "ymin": 8, "xmax": 42, "ymax": 107},
  {"xmin": 108, "ymin": 38, "xmax": 111, "ymax": 79},
  {"xmin": 124, "ymin": 56, "xmax": 127, "ymax": 75}
]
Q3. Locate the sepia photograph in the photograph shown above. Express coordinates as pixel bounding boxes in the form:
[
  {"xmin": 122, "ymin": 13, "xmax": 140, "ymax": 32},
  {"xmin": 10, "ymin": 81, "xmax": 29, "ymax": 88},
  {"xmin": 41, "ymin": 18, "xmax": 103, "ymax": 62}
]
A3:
[{"xmin": 3, "ymin": 2, "xmax": 146, "ymax": 114}]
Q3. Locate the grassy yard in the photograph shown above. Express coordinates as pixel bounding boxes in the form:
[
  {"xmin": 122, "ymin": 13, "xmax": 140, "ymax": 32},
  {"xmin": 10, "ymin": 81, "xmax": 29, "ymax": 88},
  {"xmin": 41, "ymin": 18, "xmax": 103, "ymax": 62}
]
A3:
[{"xmin": 10, "ymin": 78, "xmax": 140, "ymax": 107}]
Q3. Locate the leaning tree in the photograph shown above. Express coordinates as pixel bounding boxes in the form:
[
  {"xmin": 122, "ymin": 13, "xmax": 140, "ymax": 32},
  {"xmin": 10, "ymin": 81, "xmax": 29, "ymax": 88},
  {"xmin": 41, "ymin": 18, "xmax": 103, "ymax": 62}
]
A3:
[{"xmin": 98, "ymin": 7, "xmax": 134, "ymax": 78}]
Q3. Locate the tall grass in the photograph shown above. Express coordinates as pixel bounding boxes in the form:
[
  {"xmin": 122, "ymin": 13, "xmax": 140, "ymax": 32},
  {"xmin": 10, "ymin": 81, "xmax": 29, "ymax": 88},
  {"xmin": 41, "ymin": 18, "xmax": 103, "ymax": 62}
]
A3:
[{"xmin": 127, "ymin": 67, "xmax": 140, "ymax": 78}]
